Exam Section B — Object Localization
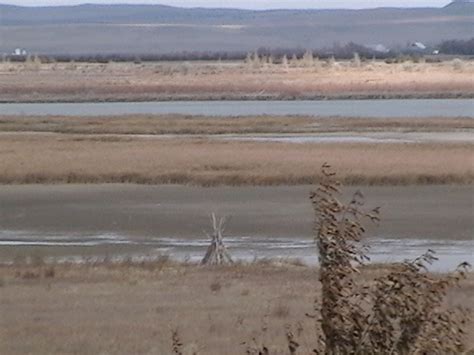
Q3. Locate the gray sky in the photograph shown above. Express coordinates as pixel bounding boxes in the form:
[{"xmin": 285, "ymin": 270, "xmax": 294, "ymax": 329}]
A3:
[{"xmin": 2, "ymin": 0, "xmax": 452, "ymax": 9}]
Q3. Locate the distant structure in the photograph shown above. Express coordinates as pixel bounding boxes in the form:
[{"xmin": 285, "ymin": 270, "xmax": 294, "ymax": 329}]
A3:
[
  {"xmin": 410, "ymin": 42, "xmax": 427, "ymax": 50},
  {"xmin": 201, "ymin": 214, "xmax": 233, "ymax": 266},
  {"xmin": 364, "ymin": 44, "xmax": 390, "ymax": 54},
  {"xmin": 13, "ymin": 48, "xmax": 27, "ymax": 56}
]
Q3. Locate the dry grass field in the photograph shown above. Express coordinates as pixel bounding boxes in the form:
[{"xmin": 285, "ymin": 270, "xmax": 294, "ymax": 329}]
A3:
[
  {"xmin": 0, "ymin": 132, "xmax": 472, "ymax": 186},
  {"xmin": 1, "ymin": 59, "xmax": 473, "ymax": 102},
  {"xmin": 1, "ymin": 115, "xmax": 472, "ymax": 135},
  {"xmin": 0, "ymin": 114, "xmax": 472, "ymax": 186},
  {"xmin": 0, "ymin": 261, "xmax": 472, "ymax": 355}
]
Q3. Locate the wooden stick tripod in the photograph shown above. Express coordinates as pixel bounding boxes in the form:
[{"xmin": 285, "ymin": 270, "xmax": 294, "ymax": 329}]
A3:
[{"xmin": 201, "ymin": 213, "xmax": 233, "ymax": 265}]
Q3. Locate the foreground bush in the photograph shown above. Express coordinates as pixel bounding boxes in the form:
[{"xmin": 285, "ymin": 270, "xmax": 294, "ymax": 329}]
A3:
[{"xmin": 310, "ymin": 164, "xmax": 470, "ymax": 354}]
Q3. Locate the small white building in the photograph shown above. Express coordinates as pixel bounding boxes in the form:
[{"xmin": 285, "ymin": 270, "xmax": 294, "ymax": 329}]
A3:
[
  {"xmin": 365, "ymin": 44, "xmax": 390, "ymax": 53},
  {"xmin": 410, "ymin": 42, "xmax": 427, "ymax": 50},
  {"xmin": 13, "ymin": 48, "xmax": 27, "ymax": 56}
]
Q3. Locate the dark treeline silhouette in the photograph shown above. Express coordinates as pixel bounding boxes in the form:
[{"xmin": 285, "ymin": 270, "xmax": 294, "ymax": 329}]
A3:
[
  {"xmin": 3, "ymin": 44, "xmax": 394, "ymax": 63},
  {"xmin": 439, "ymin": 38, "xmax": 474, "ymax": 55},
  {"xmin": 5, "ymin": 51, "xmax": 249, "ymax": 63},
  {"xmin": 257, "ymin": 42, "xmax": 396, "ymax": 60},
  {"xmin": 4, "ymin": 39, "xmax": 473, "ymax": 63}
]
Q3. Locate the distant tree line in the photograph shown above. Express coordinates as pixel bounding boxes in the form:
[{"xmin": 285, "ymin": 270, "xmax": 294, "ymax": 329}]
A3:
[
  {"xmin": 256, "ymin": 42, "xmax": 397, "ymax": 61},
  {"xmin": 4, "ymin": 51, "xmax": 250, "ymax": 63},
  {"xmin": 3, "ymin": 39, "xmax": 473, "ymax": 63},
  {"xmin": 1, "ymin": 43, "xmax": 394, "ymax": 64},
  {"xmin": 438, "ymin": 38, "xmax": 474, "ymax": 55}
]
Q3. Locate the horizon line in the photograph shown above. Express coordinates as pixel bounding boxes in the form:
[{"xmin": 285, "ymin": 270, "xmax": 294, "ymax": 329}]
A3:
[{"xmin": 0, "ymin": 1, "xmax": 453, "ymax": 11}]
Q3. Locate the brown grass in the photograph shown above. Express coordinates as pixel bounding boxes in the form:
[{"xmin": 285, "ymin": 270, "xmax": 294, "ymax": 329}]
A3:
[
  {"xmin": 0, "ymin": 133, "xmax": 472, "ymax": 186},
  {"xmin": 0, "ymin": 260, "xmax": 472, "ymax": 354},
  {"xmin": 0, "ymin": 114, "xmax": 472, "ymax": 186},
  {"xmin": 1, "ymin": 60, "xmax": 473, "ymax": 102},
  {"xmin": 0, "ymin": 115, "xmax": 472, "ymax": 135}
]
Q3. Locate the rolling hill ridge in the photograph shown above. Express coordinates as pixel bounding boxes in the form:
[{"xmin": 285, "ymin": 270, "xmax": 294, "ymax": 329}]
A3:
[{"xmin": 0, "ymin": 1, "xmax": 472, "ymax": 54}]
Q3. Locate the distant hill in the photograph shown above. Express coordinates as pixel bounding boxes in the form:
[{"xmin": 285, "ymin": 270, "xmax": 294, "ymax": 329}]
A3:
[
  {"xmin": 0, "ymin": 3, "xmax": 472, "ymax": 55},
  {"xmin": 444, "ymin": 0, "xmax": 474, "ymax": 10}
]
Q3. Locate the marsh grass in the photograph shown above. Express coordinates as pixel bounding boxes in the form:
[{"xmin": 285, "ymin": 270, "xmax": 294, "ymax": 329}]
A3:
[
  {"xmin": 0, "ymin": 133, "xmax": 472, "ymax": 186},
  {"xmin": 1, "ymin": 60, "xmax": 473, "ymax": 102},
  {"xmin": 1, "ymin": 115, "xmax": 472, "ymax": 135}
]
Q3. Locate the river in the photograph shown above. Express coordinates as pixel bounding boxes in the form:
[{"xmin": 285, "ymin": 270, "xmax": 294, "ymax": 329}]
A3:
[{"xmin": 1, "ymin": 99, "xmax": 473, "ymax": 117}]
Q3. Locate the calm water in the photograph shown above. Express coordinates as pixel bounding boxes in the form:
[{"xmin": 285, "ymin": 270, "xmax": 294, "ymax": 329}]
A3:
[
  {"xmin": 1, "ymin": 99, "xmax": 473, "ymax": 117},
  {"xmin": 1, "ymin": 232, "xmax": 472, "ymax": 272}
]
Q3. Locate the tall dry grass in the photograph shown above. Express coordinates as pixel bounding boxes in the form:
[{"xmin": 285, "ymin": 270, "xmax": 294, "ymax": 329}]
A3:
[
  {"xmin": 0, "ymin": 115, "xmax": 472, "ymax": 135},
  {"xmin": 0, "ymin": 134, "xmax": 472, "ymax": 186},
  {"xmin": 1, "ymin": 60, "xmax": 473, "ymax": 102}
]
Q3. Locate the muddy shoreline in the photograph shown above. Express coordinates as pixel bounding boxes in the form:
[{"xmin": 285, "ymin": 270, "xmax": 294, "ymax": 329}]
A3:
[{"xmin": 1, "ymin": 184, "xmax": 472, "ymax": 241}]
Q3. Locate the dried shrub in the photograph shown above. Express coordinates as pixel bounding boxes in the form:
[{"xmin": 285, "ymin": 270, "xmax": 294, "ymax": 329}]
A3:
[
  {"xmin": 171, "ymin": 328, "xmax": 184, "ymax": 355},
  {"xmin": 19, "ymin": 270, "xmax": 41, "ymax": 280},
  {"xmin": 209, "ymin": 279, "xmax": 222, "ymax": 293},
  {"xmin": 452, "ymin": 58, "xmax": 465, "ymax": 71},
  {"xmin": 171, "ymin": 327, "xmax": 200, "ymax": 354},
  {"xmin": 244, "ymin": 313, "xmax": 270, "ymax": 355},
  {"xmin": 272, "ymin": 303, "xmax": 290, "ymax": 319},
  {"xmin": 281, "ymin": 55, "xmax": 289, "ymax": 69},
  {"xmin": 310, "ymin": 163, "xmax": 471, "ymax": 354},
  {"xmin": 363, "ymin": 253, "xmax": 470, "ymax": 354},
  {"xmin": 43, "ymin": 266, "xmax": 55, "ymax": 278},
  {"xmin": 241, "ymin": 289, "xmax": 250, "ymax": 296},
  {"xmin": 353, "ymin": 52, "xmax": 362, "ymax": 68},
  {"xmin": 302, "ymin": 50, "xmax": 314, "ymax": 67},
  {"xmin": 285, "ymin": 324, "xmax": 301, "ymax": 354}
]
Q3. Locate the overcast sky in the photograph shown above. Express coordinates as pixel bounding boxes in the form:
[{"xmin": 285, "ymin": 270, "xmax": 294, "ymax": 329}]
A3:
[{"xmin": 2, "ymin": 0, "xmax": 452, "ymax": 9}]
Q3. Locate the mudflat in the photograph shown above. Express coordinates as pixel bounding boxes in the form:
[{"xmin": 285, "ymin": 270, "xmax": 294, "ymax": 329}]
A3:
[{"xmin": 1, "ymin": 184, "xmax": 472, "ymax": 241}]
